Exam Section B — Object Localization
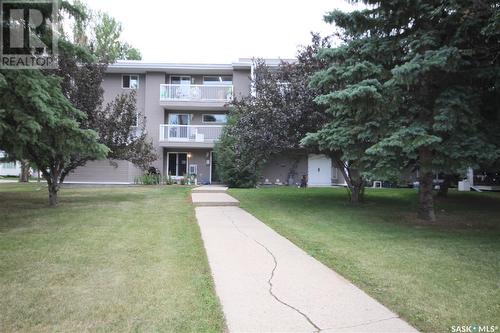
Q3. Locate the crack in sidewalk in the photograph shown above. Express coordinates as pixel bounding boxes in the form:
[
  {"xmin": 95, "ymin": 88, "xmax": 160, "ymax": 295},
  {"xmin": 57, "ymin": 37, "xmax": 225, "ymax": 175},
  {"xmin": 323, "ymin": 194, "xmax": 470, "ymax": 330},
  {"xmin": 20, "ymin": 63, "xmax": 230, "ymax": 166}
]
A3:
[
  {"xmin": 221, "ymin": 208, "xmax": 322, "ymax": 332},
  {"xmin": 321, "ymin": 316, "xmax": 400, "ymax": 331}
]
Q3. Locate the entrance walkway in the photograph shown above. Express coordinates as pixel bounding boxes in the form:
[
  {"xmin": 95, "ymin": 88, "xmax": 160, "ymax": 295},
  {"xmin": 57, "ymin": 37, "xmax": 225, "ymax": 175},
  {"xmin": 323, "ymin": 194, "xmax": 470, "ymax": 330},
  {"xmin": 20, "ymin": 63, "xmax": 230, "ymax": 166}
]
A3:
[{"xmin": 192, "ymin": 186, "xmax": 419, "ymax": 333}]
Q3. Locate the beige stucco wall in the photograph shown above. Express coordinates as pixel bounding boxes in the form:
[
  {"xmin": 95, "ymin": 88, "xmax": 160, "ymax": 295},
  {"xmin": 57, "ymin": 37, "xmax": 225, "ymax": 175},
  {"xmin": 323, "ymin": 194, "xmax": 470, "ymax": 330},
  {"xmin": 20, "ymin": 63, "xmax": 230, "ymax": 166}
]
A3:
[
  {"xmin": 65, "ymin": 160, "xmax": 142, "ymax": 183},
  {"xmin": 260, "ymin": 152, "xmax": 347, "ymax": 186},
  {"xmin": 233, "ymin": 69, "xmax": 251, "ymax": 100},
  {"xmin": 260, "ymin": 152, "xmax": 308, "ymax": 185},
  {"xmin": 143, "ymin": 72, "xmax": 165, "ymax": 171},
  {"xmin": 101, "ymin": 73, "xmax": 146, "ymax": 119}
]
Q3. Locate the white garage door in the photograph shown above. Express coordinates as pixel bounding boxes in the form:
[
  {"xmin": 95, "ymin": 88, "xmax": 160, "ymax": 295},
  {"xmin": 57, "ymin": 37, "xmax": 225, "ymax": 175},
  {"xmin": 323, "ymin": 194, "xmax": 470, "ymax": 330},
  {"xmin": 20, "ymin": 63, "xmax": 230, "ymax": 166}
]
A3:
[{"xmin": 308, "ymin": 154, "xmax": 332, "ymax": 186}]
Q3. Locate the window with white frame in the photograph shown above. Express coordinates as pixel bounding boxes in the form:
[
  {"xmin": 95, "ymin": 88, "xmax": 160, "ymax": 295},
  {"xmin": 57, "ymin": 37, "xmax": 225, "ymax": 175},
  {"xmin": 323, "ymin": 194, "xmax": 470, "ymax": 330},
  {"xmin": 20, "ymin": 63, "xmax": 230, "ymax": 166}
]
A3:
[
  {"xmin": 1, "ymin": 162, "xmax": 16, "ymax": 169},
  {"xmin": 202, "ymin": 114, "xmax": 227, "ymax": 123},
  {"xmin": 203, "ymin": 76, "xmax": 232, "ymax": 85},
  {"xmin": 170, "ymin": 76, "xmax": 192, "ymax": 84},
  {"xmin": 122, "ymin": 75, "xmax": 139, "ymax": 89}
]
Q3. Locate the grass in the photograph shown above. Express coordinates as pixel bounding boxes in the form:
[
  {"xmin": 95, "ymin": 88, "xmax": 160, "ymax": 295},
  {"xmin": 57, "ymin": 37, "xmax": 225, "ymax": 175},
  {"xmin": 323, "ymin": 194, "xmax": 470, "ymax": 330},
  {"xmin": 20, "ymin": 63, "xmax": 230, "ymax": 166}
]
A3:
[
  {"xmin": 0, "ymin": 183, "xmax": 225, "ymax": 333},
  {"xmin": 228, "ymin": 187, "xmax": 500, "ymax": 333}
]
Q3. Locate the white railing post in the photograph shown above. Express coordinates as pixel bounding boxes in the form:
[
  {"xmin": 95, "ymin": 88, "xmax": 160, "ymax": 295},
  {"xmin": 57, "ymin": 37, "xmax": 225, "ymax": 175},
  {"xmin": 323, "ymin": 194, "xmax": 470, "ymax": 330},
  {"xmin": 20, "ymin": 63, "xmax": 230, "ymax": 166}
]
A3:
[
  {"xmin": 159, "ymin": 124, "xmax": 223, "ymax": 143},
  {"xmin": 159, "ymin": 84, "xmax": 233, "ymax": 102}
]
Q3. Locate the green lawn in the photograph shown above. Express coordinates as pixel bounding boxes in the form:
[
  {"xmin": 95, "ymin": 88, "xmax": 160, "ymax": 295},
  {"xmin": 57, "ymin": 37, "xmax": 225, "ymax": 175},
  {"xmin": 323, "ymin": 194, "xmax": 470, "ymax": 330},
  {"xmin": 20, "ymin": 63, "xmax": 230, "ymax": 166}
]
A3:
[
  {"xmin": 229, "ymin": 187, "xmax": 500, "ymax": 333},
  {"xmin": 0, "ymin": 183, "xmax": 225, "ymax": 333}
]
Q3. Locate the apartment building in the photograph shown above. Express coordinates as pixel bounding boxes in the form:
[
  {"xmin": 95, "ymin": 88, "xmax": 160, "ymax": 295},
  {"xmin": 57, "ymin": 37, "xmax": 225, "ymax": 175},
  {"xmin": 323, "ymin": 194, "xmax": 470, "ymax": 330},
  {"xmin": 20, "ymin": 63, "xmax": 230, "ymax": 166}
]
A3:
[{"xmin": 65, "ymin": 59, "xmax": 347, "ymax": 186}]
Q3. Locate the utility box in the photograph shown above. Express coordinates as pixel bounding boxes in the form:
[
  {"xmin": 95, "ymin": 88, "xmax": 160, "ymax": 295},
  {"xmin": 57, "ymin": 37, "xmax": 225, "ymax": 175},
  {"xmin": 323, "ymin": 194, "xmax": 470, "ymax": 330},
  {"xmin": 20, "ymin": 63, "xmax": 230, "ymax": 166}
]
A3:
[{"xmin": 458, "ymin": 180, "xmax": 471, "ymax": 192}]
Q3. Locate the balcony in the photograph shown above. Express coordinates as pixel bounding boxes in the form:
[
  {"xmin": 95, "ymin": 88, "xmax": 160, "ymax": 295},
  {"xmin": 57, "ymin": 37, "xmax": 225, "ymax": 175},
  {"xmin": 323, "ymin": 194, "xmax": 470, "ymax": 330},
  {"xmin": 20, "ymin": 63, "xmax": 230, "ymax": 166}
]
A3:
[
  {"xmin": 159, "ymin": 124, "xmax": 223, "ymax": 148},
  {"xmin": 159, "ymin": 84, "xmax": 233, "ymax": 109}
]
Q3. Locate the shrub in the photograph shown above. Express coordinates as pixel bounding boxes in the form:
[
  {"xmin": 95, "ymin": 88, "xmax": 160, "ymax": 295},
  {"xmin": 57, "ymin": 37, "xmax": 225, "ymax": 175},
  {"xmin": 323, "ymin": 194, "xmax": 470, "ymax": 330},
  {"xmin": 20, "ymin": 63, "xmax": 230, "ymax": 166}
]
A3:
[
  {"xmin": 163, "ymin": 174, "xmax": 173, "ymax": 185},
  {"xmin": 214, "ymin": 124, "xmax": 261, "ymax": 188},
  {"xmin": 134, "ymin": 174, "xmax": 160, "ymax": 185}
]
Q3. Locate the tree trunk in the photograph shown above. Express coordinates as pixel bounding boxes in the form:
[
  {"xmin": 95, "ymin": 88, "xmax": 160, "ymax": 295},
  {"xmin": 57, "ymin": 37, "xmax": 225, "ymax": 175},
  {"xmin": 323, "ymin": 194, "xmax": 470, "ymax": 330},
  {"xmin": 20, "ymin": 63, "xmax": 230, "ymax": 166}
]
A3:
[
  {"xmin": 19, "ymin": 160, "xmax": 30, "ymax": 182},
  {"xmin": 331, "ymin": 154, "xmax": 365, "ymax": 203},
  {"xmin": 44, "ymin": 170, "xmax": 61, "ymax": 207},
  {"xmin": 48, "ymin": 182, "xmax": 59, "ymax": 206},
  {"xmin": 350, "ymin": 179, "xmax": 365, "ymax": 203},
  {"xmin": 437, "ymin": 174, "xmax": 452, "ymax": 197},
  {"xmin": 417, "ymin": 148, "xmax": 436, "ymax": 221}
]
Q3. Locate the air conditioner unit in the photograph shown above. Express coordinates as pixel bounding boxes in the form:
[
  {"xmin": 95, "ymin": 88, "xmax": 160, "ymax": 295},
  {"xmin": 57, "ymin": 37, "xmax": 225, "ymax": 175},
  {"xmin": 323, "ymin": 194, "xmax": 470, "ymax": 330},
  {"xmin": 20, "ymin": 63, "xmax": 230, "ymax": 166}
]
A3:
[{"xmin": 189, "ymin": 164, "xmax": 198, "ymax": 175}]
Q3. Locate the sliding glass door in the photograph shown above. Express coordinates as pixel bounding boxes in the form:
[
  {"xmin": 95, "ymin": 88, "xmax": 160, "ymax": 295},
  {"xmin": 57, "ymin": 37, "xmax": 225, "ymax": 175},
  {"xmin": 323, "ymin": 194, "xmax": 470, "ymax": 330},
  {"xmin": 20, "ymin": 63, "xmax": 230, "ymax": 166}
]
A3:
[
  {"xmin": 168, "ymin": 153, "xmax": 188, "ymax": 177},
  {"xmin": 168, "ymin": 114, "xmax": 189, "ymax": 140},
  {"xmin": 170, "ymin": 76, "xmax": 191, "ymax": 99}
]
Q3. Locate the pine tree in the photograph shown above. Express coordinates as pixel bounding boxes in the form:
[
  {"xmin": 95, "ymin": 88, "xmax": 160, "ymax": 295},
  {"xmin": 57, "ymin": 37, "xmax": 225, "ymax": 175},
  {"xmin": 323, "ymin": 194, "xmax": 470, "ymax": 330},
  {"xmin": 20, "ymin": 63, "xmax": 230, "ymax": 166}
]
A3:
[{"xmin": 313, "ymin": 0, "xmax": 500, "ymax": 220}]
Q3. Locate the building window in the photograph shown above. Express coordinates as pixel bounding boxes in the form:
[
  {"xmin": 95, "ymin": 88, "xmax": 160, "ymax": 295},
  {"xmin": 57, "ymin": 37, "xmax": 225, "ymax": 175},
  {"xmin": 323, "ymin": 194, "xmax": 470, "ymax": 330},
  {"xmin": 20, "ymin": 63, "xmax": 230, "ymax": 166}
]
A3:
[
  {"xmin": 170, "ymin": 76, "xmax": 192, "ymax": 85},
  {"xmin": 1, "ymin": 162, "xmax": 16, "ymax": 169},
  {"xmin": 203, "ymin": 114, "xmax": 227, "ymax": 123},
  {"xmin": 122, "ymin": 75, "xmax": 139, "ymax": 89},
  {"xmin": 168, "ymin": 114, "xmax": 190, "ymax": 125},
  {"xmin": 203, "ymin": 76, "xmax": 232, "ymax": 85}
]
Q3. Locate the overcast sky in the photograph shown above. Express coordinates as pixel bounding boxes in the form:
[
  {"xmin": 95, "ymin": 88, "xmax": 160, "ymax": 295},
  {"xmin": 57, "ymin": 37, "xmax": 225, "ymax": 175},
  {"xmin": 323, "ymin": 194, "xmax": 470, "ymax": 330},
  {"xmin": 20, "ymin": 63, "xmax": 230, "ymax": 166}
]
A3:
[{"xmin": 83, "ymin": 0, "xmax": 356, "ymax": 63}]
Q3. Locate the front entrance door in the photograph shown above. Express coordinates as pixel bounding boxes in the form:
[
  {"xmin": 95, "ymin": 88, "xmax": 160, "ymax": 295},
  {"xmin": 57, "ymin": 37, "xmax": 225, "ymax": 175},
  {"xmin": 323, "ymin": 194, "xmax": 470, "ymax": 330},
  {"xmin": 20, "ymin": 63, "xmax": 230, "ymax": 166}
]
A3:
[
  {"xmin": 168, "ymin": 153, "xmax": 188, "ymax": 177},
  {"xmin": 308, "ymin": 154, "xmax": 332, "ymax": 186},
  {"xmin": 210, "ymin": 151, "xmax": 221, "ymax": 184}
]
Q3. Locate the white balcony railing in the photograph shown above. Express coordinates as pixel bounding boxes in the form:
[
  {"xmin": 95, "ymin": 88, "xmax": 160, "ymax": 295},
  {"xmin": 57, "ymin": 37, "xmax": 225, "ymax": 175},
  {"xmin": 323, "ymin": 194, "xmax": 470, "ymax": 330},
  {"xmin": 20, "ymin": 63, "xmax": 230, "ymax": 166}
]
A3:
[
  {"xmin": 159, "ymin": 124, "xmax": 223, "ymax": 143},
  {"xmin": 160, "ymin": 84, "xmax": 233, "ymax": 102}
]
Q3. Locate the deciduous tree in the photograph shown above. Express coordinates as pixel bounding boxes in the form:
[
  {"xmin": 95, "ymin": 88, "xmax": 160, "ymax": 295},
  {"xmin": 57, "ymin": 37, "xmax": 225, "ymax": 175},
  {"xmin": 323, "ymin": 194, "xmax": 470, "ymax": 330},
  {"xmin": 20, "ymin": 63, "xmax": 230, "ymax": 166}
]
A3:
[
  {"xmin": 0, "ymin": 70, "xmax": 108, "ymax": 205},
  {"xmin": 216, "ymin": 35, "xmax": 330, "ymax": 187}
]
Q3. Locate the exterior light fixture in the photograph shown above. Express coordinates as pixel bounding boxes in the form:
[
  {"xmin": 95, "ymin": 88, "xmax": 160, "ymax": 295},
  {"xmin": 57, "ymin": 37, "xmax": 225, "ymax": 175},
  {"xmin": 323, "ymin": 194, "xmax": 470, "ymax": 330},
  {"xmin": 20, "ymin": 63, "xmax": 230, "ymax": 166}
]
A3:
[{"xmin": 187, "ymin": 153, "xmax": 192, "ymax": 159}]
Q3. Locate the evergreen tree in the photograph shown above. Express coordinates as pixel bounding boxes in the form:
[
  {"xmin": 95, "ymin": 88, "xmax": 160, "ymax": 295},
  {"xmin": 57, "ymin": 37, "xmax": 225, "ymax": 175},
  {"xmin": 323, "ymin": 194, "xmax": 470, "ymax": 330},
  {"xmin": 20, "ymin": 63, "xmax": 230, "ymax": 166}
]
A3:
[{"xmin": 312, "ymin": 0, "xmax": 500, "ymax": 220}]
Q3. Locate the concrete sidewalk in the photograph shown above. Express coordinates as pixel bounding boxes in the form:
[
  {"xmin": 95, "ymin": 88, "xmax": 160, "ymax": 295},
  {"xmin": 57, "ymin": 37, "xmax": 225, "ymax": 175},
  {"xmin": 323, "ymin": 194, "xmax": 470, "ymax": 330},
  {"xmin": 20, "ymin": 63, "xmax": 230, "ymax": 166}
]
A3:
[
  {"xmin": 191, "ymin": 192, "xmax": 239, "ymax": 207},
  {"xmin": 194, "ymin": 188, "xmax": 419, "ymax": 333}
]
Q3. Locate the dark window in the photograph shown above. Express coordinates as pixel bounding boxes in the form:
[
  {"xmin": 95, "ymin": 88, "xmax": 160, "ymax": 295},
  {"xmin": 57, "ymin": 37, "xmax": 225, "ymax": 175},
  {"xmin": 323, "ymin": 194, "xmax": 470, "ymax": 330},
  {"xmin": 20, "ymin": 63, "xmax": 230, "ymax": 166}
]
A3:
[
  {"xmin": 203, "ymin": 114, "xmax": 227, "ymax": 123},
  {"xmin": 203, "ymin": 76, "xmax": 232, "ymax": 85},
  {"xmin": 178, "ymin": 153, "xmax": 187, "ymax": 176},
  {"xmin": 170, "ymin": 76, "xmax": 191, "ymax": 84},
  {"xmin": 168, "ymin": 154, "xmax": 177, "ymax": 176},
  {"xmin": 122, "ymin": 75, "xmax": 138, "ymax": 89}
]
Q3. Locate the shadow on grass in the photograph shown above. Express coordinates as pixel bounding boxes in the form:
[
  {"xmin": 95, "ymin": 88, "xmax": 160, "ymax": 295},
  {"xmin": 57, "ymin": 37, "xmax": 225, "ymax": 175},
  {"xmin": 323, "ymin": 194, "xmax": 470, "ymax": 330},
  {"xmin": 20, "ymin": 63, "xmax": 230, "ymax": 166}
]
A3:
[
  {"xmin": 233, "ymin": 187, "xmax": 500, "ymax": 232},
  {"xmin": 0, "ymin": 185, "xmax": 157, "ymax": 232}
]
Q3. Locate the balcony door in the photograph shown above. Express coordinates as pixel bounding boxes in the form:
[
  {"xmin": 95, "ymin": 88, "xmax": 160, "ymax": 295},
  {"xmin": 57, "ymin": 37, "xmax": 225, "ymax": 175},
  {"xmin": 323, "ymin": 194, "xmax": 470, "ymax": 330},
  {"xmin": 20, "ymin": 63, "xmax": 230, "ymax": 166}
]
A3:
[
  {"xmin": 168, "ymin": 114, "xmax": 189, "ymax": 141},
  {"xmin": 167, "ymin": 152, "xmax": 188, "ymax": 177},
  {"xmin": 170, "ymin": 76, "xmax": 191, "ymax": 99}
]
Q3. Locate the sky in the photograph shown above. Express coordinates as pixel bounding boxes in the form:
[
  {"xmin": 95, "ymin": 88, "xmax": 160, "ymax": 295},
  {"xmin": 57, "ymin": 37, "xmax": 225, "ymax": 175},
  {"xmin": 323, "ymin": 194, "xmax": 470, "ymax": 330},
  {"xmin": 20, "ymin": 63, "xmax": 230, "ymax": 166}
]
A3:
[{"xmin": 83, "ymin": 0, "xmax": 356, "ymax": 63}]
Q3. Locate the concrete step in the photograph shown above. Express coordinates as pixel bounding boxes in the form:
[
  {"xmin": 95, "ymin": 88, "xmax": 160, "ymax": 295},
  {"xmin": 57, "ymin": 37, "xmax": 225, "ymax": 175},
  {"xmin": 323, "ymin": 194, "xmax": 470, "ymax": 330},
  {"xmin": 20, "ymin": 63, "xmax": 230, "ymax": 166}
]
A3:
[
  {"xmin": 191, "ymin": 192, "xmax": 239, "ymax": 207},
  {"xmin": 192, "ymin": 186, "xmax": 228, "ymax": 193}
]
